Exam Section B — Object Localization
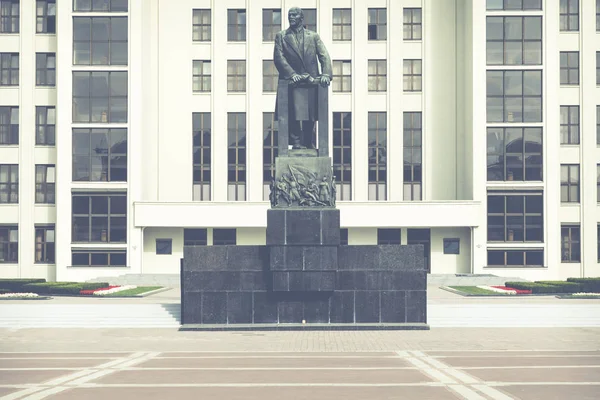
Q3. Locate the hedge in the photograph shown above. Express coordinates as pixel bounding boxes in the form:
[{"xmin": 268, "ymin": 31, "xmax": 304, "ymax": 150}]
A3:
[
  {"xmin": 0, "ymin": 289, "xmax": 10, "ymax": 294},
  {"xmin": 20, "ymin": 282, "xmax": 110, "ymax": 295},
  {"xmin": 535, "ymin": 281, "xmax": 582, "ymax": 293},
  {"xmin": 0, "ymin": 279, "xmax": 46, "ymax": 292},
  {"xmin": 566, "ymin": 278, "xmax": 600, "ymax": 293},
  {"xmin": 505, "ymin": 281, "xmax": 561, "ymax": 293}
]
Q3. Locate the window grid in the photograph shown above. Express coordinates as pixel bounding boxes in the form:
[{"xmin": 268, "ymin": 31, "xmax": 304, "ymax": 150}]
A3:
[
  {"xmin": 561, "ymin": 225, "xmax": 580, "ymax": 262},
  {"xmin": 193, "ymin": 113, "xmax": 211, "ymax": 201},
  {"xmin": 368, "ymin": 8, "xmax": 386, "ymax": 40},
  {"xmin": 72, "ymin": 128, "xmax": 127, "ymax": 182},
  {"xmin": 486, "ymin": 0, "xmax": 543, "ymax": 10},
  {"xmin": 403, "ymin": 59, "xmax": 422, "ymax": 92},
  {"xmin": 403, "ymin": 8, "xmax": 422, "ymax": 40},
  {"xmin": 377, "ymin": 229, "xmax": 400, "ymax": 245},
  {"xmin": 596, "ymin": 52, "xmax": 599, "ymax": 85},
  {"xmin": 71, "ymin": 250, "xmax": 126, "ymax": 267},
  {"xmin": 262, "ymin": 9, "xmax": 280, "ymax": 41},
  {"xmin": 487, "ymin": 127, "xmax": 543, "ymax": 181},
  {"xmin": 72, "ymin": 193, "xmax": 127, "ymax": 243},
  {"xmin": 192, "ymin": 9, "xmax": 211, "ymax": 41},
  {"xmin": 486, "ymin": 70, "xmax": 542, "ymax": 123},
  {"xmin": 332, "ymin": 60, "xmax": 351, "ymax": 92},
  {"xmin": 228, "ymin": 113, "xmax": 246, "ymax": 201},
  {"xmin": 303, "ymin": 9, "xmax": 317, "ymax": 32},
  {"xmin": 404, "ymin": 112, "xmax": 422, "ymax": 201},
  {"xmin": 597, "ymin": 0, "xmax": 600, "ymax": 31},
  {"xmin": 156, "ymin": 239, "xmax": 172, "ymax": 255},
  {"xmin": 560, "ymin": 0, "xmax": 579, "ymax": 31},
  {"xmin": 72, "ymin": 71, "xmax": 128, "ymax": 123},
  {"xmin": 192, "ymin": 60, "xmax": 211, "ymax": 92},
  {"xmin": 368, "ymin": 112, "xmax": 387, "ymax": 201},
  {"xmin": 263, "ymin": 113, "xmax": 278, "ymax": 201},
  {"xmin": 0, "ymin": 53, "xmax": 18, "ymax": 86},
  {"xmin": 36, "ymin": 0, "xmax": 56, "ymax": 33},
  {"xmin": 560, "ymin": 164, "xmax": 580, "ymax": 203},
  {"xmin": 0, "ymin": 164, "xmax": 18, "ymax": 203},
  {"xmin": 0, "ymin": 106, "xmax": 18, "ymax": 145},
  {"xmin": 487, "ymin": 193, "xmax": 543, "ymax": 243},
  {"xmin": 487, "ymin": 249, "xmax": 544, "ymax": 267},
  {"xmin": 227, "ymin": 9, "xmax": 246, "ymax": 41},
  {"xmin": 560, "ymin": 105, "xmax": 579, "ymax": 145},
  {"xmin": 36, "ymin": 53, "xmax": 56, "ymax": 86},
  {"xmin": 213, "ymin": 229, "xmax": 236, "ymax": 245},
  {"xmin": 35, "ymin": 225, "xmax": 55, "ymax": 264},
  {"xmin": 368, "ymin": 60, "xmax": 386, "ymax": 92},
  {"xmin": 35, "ymin": 165, "xmax": 56, "ymax": 204},
  {"xmin": 73, "ymin": 17, "xmax": 128, "ymax": 66},
  {"xmin": 73, "ymin": 0, "xmax": 128, "ymax": 12},
  {"xmin": 332, "ymin": 8, "xmax": 351, "ymax": 41},
  {"xmin": 36, "ymin": 106, "xmax": 56, "ymax": 145},
  {"xmin": 486, "ymin": 16, "xmax": 542, "ymax": 66},
  {"xmin": 0, "ymin": 0, "xmax": 19, "ymax": 33},
  {"xmin": 262, "ymin": 60, "xmax": 277, "ymax": 92},
  {"xmin": 184, "ymin": 229, "xmax": 207, "ymax": 246},
  {"xmin": 0, "ymin": 226, "xmax": 18, "ymax": 263},
  {"xmin": 227, "ymin": 60, "xmax": 246, "ymax": 92},
  {"xmin": 560, "ymin": 51, "xmax": 579, "ymax": 85},
  {"xmin": 333, "ymin": 112, "xmax": 352, "ymax": 201}
]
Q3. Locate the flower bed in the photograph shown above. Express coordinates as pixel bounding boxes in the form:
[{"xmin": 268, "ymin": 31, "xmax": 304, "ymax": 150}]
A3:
[
  {"xmin": 0, "ymin": 292, "xmax": 40, "ymax": 298},
  {"xmin": 491, "ymin": 285, "xmax": 532, "ymax": 295},
  {"xmin": 80, "ymin": 285, "xmax": 137, "ymax": 296}
]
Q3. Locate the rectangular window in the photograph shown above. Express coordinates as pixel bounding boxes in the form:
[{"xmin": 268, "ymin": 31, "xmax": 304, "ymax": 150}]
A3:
[
  {"xmin": 192, "ymin": 60, "xmax": 211, "ymax": 92},
  {"xmin": 73, "ymin": 17, "xmax": 128, "ymax": 65},
  {"xmin": 408, "ymin": 229, "xmax": 431, "ymax": 272},
  {"xmin": 403, "ymin": 8, "xmax": 422, "ymax": 40},
  {"xmin": 487, "ymin": 127, "xmax": 543, "ymax": 181},
  {"xmin": 262, "ymin": 9, "xmax": 280, "ymax": 41},
  {"xmin": 263, "ymin": 112, "xmax": 278, "ymax": 200},
  {"xmin": 73, "ymin": 71, "xmax": 127, "ymax": 123},
  {"xmin": 227, "ymin": 9, "xmax": 246, "ymax": 41},
  {"xmin": 0, "ymin": 226, "xmax": 18, "ymax": 263},
  {"xmin": 486, "ymin": 0, "xmax": 542, "ymax": 10},
  {"xmin": 156, "ymin": 239, "xmax": 172, "ymax": 255},
  {"xmin": 368, "ymin": 8, "xmax": 386, "ymax": 40},
  {"xmin": 192, "ymin": 9, "xmax": 211, "ymax": 42},
  {"xmin": 404, "ymin": 112, "xmax": 422, "ymax": 200},
  {"xmin": 73, "ymin": 0, "xmax": 128, "ymax": 12},
  {"xmin": 227, "ymin": 60, "xmax": 246, "ymax": 92},
  {"xmin": 0, "ymin": 106, "xmax": 18, "ymax": 145},
  {"xmin": 36, "ymin": 0, "xmax": 56, "ymax": 33},
  {"xmin": 0, "ymin": 164, "xmax": 18, "ymax": 203},
  {"xmin": 333, "ymin": 112, "xmax": 352, "ymax": 201},
  {"xmin": 487, "ymin": 192, "xmax": 543, "ymax": 242},
  {"xmin": 377, "ymin": 228, "xmax": 400, "ymax": 245},
  {"xmin": 262, "ymin": 60, "xmax": 277, "ymax": 92},
  {"xmin": 228, "ymin": 113, "xmax": 246, "ymax": 201},
  {"xmin": 303, "ymin": 9, "xmax": 317, "ymax": 32},
  {"xmin": 560, "ymin": 105, "xmax": 579, "ymax": 145},
  {"xmin": 332, "ymin": 8, "xmax": 351, "ymax": 41},
  {"xmin": 486, "ymin": 16, "xmax": 542, "ymax": 65},
  {"xmin": 368, "ymin": 60, "xmax": 386, "ymax": 92},
  {"xmin": 0, "ymin": 0, "xmax": 19, "ymax": 33},
  {"xmin": 560, "ymin": 51, "xmax": 579, "ymax": 85},
  {"xmin": 184, "ymin": 228, "xmax": 207, "ymax": 246},
  {"xmin": 213, "ymin": 229, "xmax": 236, "ymax": 245},
  {"xmin": 486, "ymin": 70, "xmax": 542, "ymax": 123},
  {"xmin": 561, "ymin": 225, "xmax": 580, "ymax": 262},
  {"xmin": 36, "ymin": 106, "xmax": 56, "ymax": 145},
  {"xmin": 340, "ymin": 228, "xmax": 348, "ymax": 245},
  {"xmin": 332, "ymin": 60, "xmax": 351, "ymax": 92},
  {"xmin": 597, "ymin": 0, "xmax": 600, "ymax": 31},
  {"xmin": 487, "ymin": 249, "xmax": 544, "ymax": 267},
  {"xmin": 71, "ymin": 250, "xmax": 126, "ymax": 267},
  {"xmin": 73, "ymin": 128, "xmax": 127, "ymax": 182},
  {"xmin": 0, "ymin": 53, "xmax": 18, "ymax": 85},
  {"xmin": 193, "ymin": 113, "xmax": 211, "ymax": 201},
  {"xmin": 72, "ymin": 193, "xmax": 127, "ymax": 243},
  {"xmin": 35, "ymin": 225, "xmax": 55, "ymax": 263},
  {"xmin": 368, "ymin": 112, "xmax": 387, "ymax": 201},
  {"xmin": 35, "ymin": 165, "xmax": 56, "ymax": 204},
  {"xmin": 36, "ymin": 53, "xmax": 56, "ymax": 86},
  {"xmin": 444, "ymin": 238, "xmax": 460, "ymax": 255},
  {"xmin": 560, "ymin": 0, "xmax": 579, "ymax": 31},
  {"xmin": 560, "ymin": 164, "xmax": 580, "ymax": 203},
  {"xmin": 403, "ymin": 59, "xmax": 422, "ymax": 92}
]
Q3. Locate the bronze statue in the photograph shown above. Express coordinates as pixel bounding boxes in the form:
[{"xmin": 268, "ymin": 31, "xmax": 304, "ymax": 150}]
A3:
[{"xmin": 274, "ymin": 7, "xmax": 332, "ymax": 150}]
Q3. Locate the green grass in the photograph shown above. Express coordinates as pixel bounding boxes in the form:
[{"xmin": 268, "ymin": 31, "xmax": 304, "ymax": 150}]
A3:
[
  {"xmin": 448, "ymin": 286, "xmax": 509, "ymax": 295},
  {"xmin": 100, "ymin": 286, "xmax": 164, "ymax": 297}
]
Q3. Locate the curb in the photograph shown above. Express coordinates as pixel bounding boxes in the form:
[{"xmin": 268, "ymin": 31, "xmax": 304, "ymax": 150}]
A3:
[{"xmin": 440, "ymin": 286, "xmax": 572, "ymax": 297}]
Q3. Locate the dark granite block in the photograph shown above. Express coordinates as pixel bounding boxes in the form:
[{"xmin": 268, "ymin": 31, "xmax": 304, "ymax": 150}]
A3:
[
  {"xmin": 285, "ymin": 210, "xmax": 322, "ymax": 245},
  {"xmin": 197, "ymin": 272, "xmax": 241, "ymax": 291},
  {"xmin": 201, "ymin": 292, "xmax": 227, "ymax": 324},
  {"xmin": 288, "ymin": 271, "xmax": 303, "ymax": 291},
  {"xmin": 366, "ymin": 271, "xmax": 396, "ymax": 291},
  {"xmin": 266, "ymin": 210, "xmax": 286, "ymax": 245},
  {"xmin": 303, "ymin": 246, "xmax": 337, "ymax": 271},
  {"xmin": 240, "ymin": 272, "xmax": 268, "ymax": 291},
  {"xmin": 336, "ymin": 271, "xmax": 367, "ymax": 290},
  {"xmin": 381, "ymin": 291, "xmax": 406, "ymax": 323},
  {"xmin": 321, "ymin": 210, "xmax": 341, "ymax": 245},
  {"xmin": 269, "ymin": 247, "xmax": 286, "ymax": 270},
  {"xmin": 355, "ymin": 291, "xmax": 380, "ymax": 323},
  {"xmin": 182, "ymin": 292, "xmax": 202, "ymax": 324},
  {"xmin": 227, "ymin": 292, "xmax": 253, "ymax": 324},
  {"xmin": 392, "ymin": 271, "xmax": 427, "ymax": 291},
  {"xmin": 226, "ymin": 246, "xmax": 264, "ymax": 271},
  {"xmin": 338, "ymin": 246, "xmax": 379, "ymax": 270},
  {"xmin": 330, "ymin": 291, "xmax": 354, "ymax": 323},
  {"xmin": 183, "ymin": 246, "xmax": 227, "ymax": 271},
  {"xmin": 253, "ymin": 292, "xmax": 278, "ymax": 323},
  {"xmin": 286, "ymin": 271, "xmax": 335, "ymax": 291},
  {"xmin": 278, "ymin": 301, "xmax": 303, "ymax": 323},
  {"xmin": 380, "ymin": 245, "xmax": 425, "ymax": 271},
  {"xmin": 303, "ymin": 298, "xmax": 330, "ymax": 323},
  {"xmin": 272, "ymin": 272, "xmax": 289, "ymax": 291},
  {"xmin": 406, "ymin": 291, "xmax": 427, "ymax": 323}
]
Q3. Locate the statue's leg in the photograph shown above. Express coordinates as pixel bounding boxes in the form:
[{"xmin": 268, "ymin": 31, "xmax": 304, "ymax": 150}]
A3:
[
  {"xmin": 302, "ymin": 121, "xmax": 316, "ymax": 149},
  {"xmin": 289, "ymin": 120, "xmax": 304, "ymax": 149}
]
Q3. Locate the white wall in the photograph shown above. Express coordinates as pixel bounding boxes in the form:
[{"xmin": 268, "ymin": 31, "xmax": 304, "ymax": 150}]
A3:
[
  {"xmin": 430, "ymin": 227, "xmax": 471, "ymax": 274},
  {"xmin": 143, "ymin": 227, "xmax": 184, "ymax": 274}
]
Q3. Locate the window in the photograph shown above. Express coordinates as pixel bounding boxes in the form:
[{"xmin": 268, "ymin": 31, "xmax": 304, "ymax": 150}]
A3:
[
  {"xmin": 378, "ymin": 228, "xmax": 400, "ymax": 245},
  {"xmin": 192, "ymin": 60, "xmax": 211, "ymax": 92},
  {"xmin": 368, "ymin": 60, "xmax": 386, "ymax": 92},
  {"xmin": 332, "ymin": 8, "xmax": 351, "ymax": 41},
  {"xmin": 487, "ymin": 192, "xmax": 543, "ymax": 242},
  {"xmin": 487, "ymin": 249, "xmax": 544, "ymax": 267},
  {"xmin": 228, "ymin": 113, "xmax": 246, "ymax": 201},
  {"xmin": 35, "ymin": 165, "xmax": 55, "ymax": 204},
  {"xmin": 332, "ymin": 60, "xmax": 351, "ymax": 92},
  {"xmin": 0, "ymin": 107, "xmax": 18, "ymax": 145},
  {"xmin": 73, "ymin": 0, "xmax": 128, "ymax": 12},
  {"xmin": 73, "ymin": 17, "xmax": 128, "ymax": 65},
  {"xmin": 71, "ymin": 250, "xmax": 126, "ymax": 267},
  {"xmin": 403, "ymin": 8, "xmax": 422, "ymax": 40},
  {"xmin": 227, "ymin": 9, "xmax": 246, "ymax": 41},
  {"xmin": 73, "ymin": 128, "xmax": 127, "ymax": 181},
  {"xmin": 560, "ymin": 52, "xmax": 579, "ymax": 85},
  {"xmin": 597, "ymin": 0, "xmax": 600, "ymax": 31},
  {"xmin": 36, "ymin": 0, "xmax": 56, "ymax": 33},
  {"xmin": 192, "ymin": 9, "xmax": 211, "ymax": 42},
  {"xmin": 560, "ymin": 164, "xmax": 579, "ymax": 203},
  {"xmin": 333, "ymin": 112, "xmax": 352, "ymax": 201},
  {"xmin": 36, "ymin": 107, "xmax": 55, "ymax": 145},
  {"xmin": 596, "ymin": 52, "xmax": 599, "ymax": 85},
  {"xmin": 408, "ymin": 229, "xmax": 431, "ymax": 272},
  {"xmin": 193, "ymin": 113, "xmax": 211, "ymax": 201},
  {"xmin": 0, "ymin": 53, "xmax": 18, "ymax": 85},
  {"xmin": 262, "ymin": 9, "xmax": 280, "ymax": 41},
  {"xmin": 444, "ymin": 239, "xmax": 460, "ymax": 255},
  {"xmin": 597, "ymin": 165, "xmax": 600, "ymax": 202},
  {"xmin": 486, "ymin": 0, "xmax": 542, "ymax": 10},
  {"xmin": 561, "ymin": 225, "xmax": 580, "ymax": 262},
  {"xmin": 560, "ymin": 105, "xmax": 579, "ymax": 145},
  {"xmin": 560, "ymin": 0, "xmax": 579, "ymax": 31},
  {"xmin": 403, "ymin": 60, "xmax": 422, "ymax": 92},
  {"xmin": 486, "ymin": 70, "xmax": 542, "ymax": 123},
  {"xmin": 340, "ymin": 228, "xmax": 348, "ymax": 245},
  {"xmin": 0, "ymin": 165, "xmax": 18, "ymax": 203},
  {"xmin": 263, "ymin": 113, "xmax": 278, "ymax": 200},
  {"xmin": 486, "ymin": 16, "xmax": 542, "ymax": 65},
  {"xmin": 36, "ymin": 53, "xmax": 55, "ymax": 86},
  {"xmin": 404, "ymin": 112, "xmax": 422, "ymax": 200},
  {"xmin": 156, "ymin": 239, "xmax": 172, "ymax": 255},
  {"xmin": 368, "ymin": 8, "xmax": 386, "ymax": 40},
  {"xmin": 184, "ymin": 228, "xmax": 207, "ymax": 246},
  {"xmin": 368, "ymin": 112, "xmax": 387, "ymax": 201},
  {"xmin": 0, "ymin": 226, "xmax": 18, "ymax": 263},
  {"xmin": 0, "ymin": 0, "xmax": 19, "ymax": 33},
  {"xmin": 72, "ymin": 193, "xmax": 127, "ymax": 243},
  {"xmin": 213, "ymin": 229, "xmax": 236, "ymax": 245},
  {"xmin": 73, "ymin": 71, "xmax": 128, "ymax": 123},
  {"xmin": 35, "ymin": 226, "xmax": 55, "ymax": 263},
  {"xmin": 487, "ymin": 127, "xmax": 543, "ymax": 181},
  {"xmin": 227, "ymin": 60, "xmax": 246, "ymax": 92},
  {"xmin": 303, "ymin": 9, "xmax": 317, "ymax": 32},
  {"xmin": 262, "ymin": 60, "xmax": 277, "ymax": 92}
]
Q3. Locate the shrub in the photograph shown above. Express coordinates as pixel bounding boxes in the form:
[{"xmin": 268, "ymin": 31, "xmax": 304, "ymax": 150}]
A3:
[
  {"xmin": 535, "ymin": 281, "xmax": 582, "ymax": 293},
  {"xmin": 566, "ymin": 277, "xmax": 600, "ymax": 293},
  {"xmin": 0, "ymin": 279, "xmax": 46, "ymax": 292},
  {"xmin": 78, "ymin": 282, "xmax": 109, "ymax": 290},
  {"xmin": 0, "ymin": 289, "xmax": 10, "ymax": 294},
  {"xmin": 505, "ymin": 281, "xmax": 561, "ymax": 294},
  {"xmin": 50, "ymin": 285, "xmax": 86, "ymax": 295},
  {"xmin": 22, "ymin": 282, "xmax": 78, "ymax": 295}
]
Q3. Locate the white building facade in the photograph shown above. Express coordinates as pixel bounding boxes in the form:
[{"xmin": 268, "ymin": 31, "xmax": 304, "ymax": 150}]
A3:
[{"xmin": 0, "ymin": 0, "xmax": 599, "ymax": 282}]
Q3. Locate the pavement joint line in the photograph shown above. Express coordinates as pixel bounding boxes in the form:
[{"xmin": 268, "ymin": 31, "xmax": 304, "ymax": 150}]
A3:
[
  {"xmin": 20, "ymin": 387, "xmax": 69, "ymax": 400},
  {"xmin": 472, "ymin": 384, "xmax": 516, "ymax": 400},
  {"xmin": 487, "ymin": 381, "xmax": 600, "ymax": 386},
  {"xmin": 434, "ymin": 355, "xmax": 600, "ymax": 358},
  {"xmin": 0, "ymin": 387, "xmax": 46, "ymax": 400},
  {"xmin": 122, "ymin": 367, "xmax": 420, "ymax": 371},
  {"xmin": 74, "ymin": 382, "xmax": 449, "ymax": 388},
  {"xmin": 459, "ymin": 365, "xmax": 600, "ymax": 370},
  {"xmin": 447, "ymin": 384, "xmax": 488, "ymax": 400}
]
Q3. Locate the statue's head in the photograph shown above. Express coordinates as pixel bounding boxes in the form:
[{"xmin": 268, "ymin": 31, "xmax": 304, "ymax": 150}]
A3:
[{"xmin": 288, "ymin": 7, "xmax": 304, "ymax": 28}]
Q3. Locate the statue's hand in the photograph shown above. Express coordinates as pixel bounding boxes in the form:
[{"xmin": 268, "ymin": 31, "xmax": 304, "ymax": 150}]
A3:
[
  {"xmin": 291, "ymin": 74, "xmax": 302, "ymax": 83},
  {"xmin": 319, "ymin": 75, "xmax": 331, "ymax": 87}
]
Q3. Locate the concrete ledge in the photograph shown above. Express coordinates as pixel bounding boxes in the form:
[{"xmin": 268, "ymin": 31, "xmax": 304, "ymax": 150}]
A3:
[{"xmin": 179, "ymin": 323, "xmax": 430, "ymax": 331}]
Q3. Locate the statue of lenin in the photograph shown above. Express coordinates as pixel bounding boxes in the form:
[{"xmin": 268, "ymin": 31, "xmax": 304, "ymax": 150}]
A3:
[{"xmin": 274, "ymin": 7, "xmax": 332, "ymax": 150}]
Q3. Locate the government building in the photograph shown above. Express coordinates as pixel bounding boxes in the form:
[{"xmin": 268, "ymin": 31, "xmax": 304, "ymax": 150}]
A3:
[{"xmin": 0, "ymin": 0, "xmax": 599, "ymax": 282}]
